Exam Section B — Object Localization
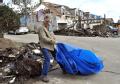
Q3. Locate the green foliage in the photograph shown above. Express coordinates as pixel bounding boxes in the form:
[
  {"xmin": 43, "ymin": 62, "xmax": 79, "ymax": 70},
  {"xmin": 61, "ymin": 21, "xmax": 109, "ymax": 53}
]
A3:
[{"xmin": 0, "ymin": 5, "xmax": 20, "ymax": 33}]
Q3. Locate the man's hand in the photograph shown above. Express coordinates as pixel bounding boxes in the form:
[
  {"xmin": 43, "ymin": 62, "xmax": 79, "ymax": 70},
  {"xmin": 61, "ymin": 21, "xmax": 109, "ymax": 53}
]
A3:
[{"xmin": 51, "ymin": 39, "xmax": 55, "ymax": 44}]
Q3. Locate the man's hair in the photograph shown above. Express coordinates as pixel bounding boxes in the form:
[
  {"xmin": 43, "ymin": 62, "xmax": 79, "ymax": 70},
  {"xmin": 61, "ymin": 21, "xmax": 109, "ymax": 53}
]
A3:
[
  {"xmin": 44, "ymin": 15, "xmax": 49, "ymax": 19},
  {"xmin": 44, "ymin": 9, "xmax": 50, "ymax": 13}
]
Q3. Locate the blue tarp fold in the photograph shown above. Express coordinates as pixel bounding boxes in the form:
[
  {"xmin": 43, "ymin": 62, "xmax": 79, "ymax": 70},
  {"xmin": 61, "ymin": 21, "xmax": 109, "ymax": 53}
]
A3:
[{"xmin": 55, "ymin": 43, "xmax": 104, "ymax": 75}]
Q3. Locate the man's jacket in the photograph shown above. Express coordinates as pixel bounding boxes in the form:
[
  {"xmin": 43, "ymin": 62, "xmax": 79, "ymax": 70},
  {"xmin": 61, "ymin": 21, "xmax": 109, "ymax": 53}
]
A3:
[{"xmin": 38, "ymin": 25, "xmax": 55, "ymax": 51}]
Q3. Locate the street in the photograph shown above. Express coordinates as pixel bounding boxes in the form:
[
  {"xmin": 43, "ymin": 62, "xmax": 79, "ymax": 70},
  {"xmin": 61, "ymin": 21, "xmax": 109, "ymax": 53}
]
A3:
[{"xmin": 4, "ymin": 34, "xmax": 120, "ymax": 84}]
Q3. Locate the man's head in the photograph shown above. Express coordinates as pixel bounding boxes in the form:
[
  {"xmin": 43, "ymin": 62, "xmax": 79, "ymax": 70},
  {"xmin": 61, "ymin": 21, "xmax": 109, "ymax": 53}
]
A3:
[{"xmin": 43, "ymin": 15, "xmax": 50, "ymax": 28}]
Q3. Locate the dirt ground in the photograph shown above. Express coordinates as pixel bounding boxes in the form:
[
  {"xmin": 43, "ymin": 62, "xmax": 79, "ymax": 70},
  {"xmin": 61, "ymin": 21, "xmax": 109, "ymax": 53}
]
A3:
[
  {"xmin": 0, "ymin": 38, "xmax": 24, "ymax": 49},
  {"xmin": 0, "ymin": 38, "xmax": 16, "ymax": 49},
  {"xmin": 4, "ymin": 34, "xmax": 120, "ymax": 84}
]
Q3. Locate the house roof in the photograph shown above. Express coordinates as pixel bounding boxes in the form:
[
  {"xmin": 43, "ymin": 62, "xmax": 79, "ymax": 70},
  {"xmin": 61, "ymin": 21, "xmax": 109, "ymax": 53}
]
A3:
[
  {"xmin": 34, "ymin": 2, "xmax": 75, "ymax": 17},
  {"xmin": 34, "ymin": 4, "xmax": 46, "ymax": 12},
  {"xmin": 106, "ymin": 18, "xmax": 114, "ymax": 23},
  {"xmin": 34, "ymin": 2, "xmax": 105, "ymax": 20},
  {"xmin": 42, "ymin": 2, "xmax": 62, "ymax": 16}
]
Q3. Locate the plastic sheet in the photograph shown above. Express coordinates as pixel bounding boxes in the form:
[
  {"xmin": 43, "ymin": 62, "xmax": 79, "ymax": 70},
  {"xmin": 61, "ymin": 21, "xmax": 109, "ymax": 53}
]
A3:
[{"xmin": 55, "ymin": 43, "xmax": 104, "ymax": 75}]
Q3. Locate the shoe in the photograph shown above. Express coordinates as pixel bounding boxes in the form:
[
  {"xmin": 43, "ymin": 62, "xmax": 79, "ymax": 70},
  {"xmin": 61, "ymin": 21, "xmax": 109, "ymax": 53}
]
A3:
[{"xmin": 40, "ymin": 76, "xmax": 49, "ymax": 83}]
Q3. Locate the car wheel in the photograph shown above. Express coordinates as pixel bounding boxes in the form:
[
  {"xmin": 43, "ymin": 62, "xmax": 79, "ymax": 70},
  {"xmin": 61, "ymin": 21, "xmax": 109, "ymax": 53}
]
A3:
[
  {"xmin": 21, "ymin": 32, "xmax": 25, "ymax": 35},
  {"xmin": 24, "ymin": 32, "xmax": 28, "ymax": 34},
  {"xmin": 14, "ymin": 32, "xmax": 17, "ymax": 35},
  {"xmin": 113, "ymin": 32, "xmax": 118, "ymax": 35}
]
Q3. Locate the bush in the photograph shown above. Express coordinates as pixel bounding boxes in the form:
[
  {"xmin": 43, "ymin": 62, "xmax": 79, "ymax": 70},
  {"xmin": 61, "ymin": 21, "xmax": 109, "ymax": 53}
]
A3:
[{"xmin": 0, "ymin": 5, "xmax": 20, "ymax": 34}]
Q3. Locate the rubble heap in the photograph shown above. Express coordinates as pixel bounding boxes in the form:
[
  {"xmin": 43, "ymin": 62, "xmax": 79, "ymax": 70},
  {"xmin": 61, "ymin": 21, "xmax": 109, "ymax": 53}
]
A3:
[
  {"xmin": 54, "ymin": 25, "xmax": 117, "ymax": 37},
  {"xmin": 0, "ymin": 43, "xmax": 57, "ymax": 84}
]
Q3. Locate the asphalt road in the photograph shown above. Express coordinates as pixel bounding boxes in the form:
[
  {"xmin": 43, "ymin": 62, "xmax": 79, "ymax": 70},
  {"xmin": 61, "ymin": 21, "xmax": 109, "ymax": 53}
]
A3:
[{"xmin": 4, "ymin": 34, "xmax": 120, "ymax": 84}]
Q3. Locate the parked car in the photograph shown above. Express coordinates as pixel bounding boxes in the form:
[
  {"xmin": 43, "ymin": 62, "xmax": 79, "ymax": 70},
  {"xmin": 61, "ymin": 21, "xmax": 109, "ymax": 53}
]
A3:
[
  {"xmin": 106, "ymin": 25, "xmax": 119, "ymax": 35},
  {"xmin": 8, "ymin": 27, "xmax": 29, "ymax": 35}
]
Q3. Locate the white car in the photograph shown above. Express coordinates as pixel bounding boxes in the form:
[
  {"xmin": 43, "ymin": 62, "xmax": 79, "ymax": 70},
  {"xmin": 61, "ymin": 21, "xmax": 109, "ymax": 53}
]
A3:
[{"xmin": 8, "ymin": 27, "xmax": 29, "ymax": 35}]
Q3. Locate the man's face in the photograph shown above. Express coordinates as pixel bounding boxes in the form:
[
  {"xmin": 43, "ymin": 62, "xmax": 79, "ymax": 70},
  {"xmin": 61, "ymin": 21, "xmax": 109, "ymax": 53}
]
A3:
[
  {"xmin": 44, "ymin": 16, "xmax": 50, "ymax": 28},
  {"xmin": 44, "ymin": 16, "xmax": 50, "ymax": 23}
]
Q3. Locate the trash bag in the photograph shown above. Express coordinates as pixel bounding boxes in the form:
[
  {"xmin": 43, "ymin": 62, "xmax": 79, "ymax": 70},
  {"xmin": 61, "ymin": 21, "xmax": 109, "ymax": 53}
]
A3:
[{"xmin": 55, "ymin": 43, "xmax": 104, "ymax": 75}]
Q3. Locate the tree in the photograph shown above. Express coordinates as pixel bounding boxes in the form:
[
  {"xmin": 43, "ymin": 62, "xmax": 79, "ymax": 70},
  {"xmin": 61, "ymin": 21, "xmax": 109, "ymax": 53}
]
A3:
[
  {"xmin": 0, "ymin": 5, "xmax": 20, "ymax": 38},
  {"xmin": 0, "ymin": 0, "xmax": 3, "ymax": 3},
  {"xmin": 12, "ymin": 0, "xmax": 42, "ymax": 26}
]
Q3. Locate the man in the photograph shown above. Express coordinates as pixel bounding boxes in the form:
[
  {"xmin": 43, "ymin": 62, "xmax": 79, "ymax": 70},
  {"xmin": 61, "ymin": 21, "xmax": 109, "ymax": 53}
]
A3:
[{"xmin": 37, "ymin": 15, "xmax": 56, "ymax": 82}]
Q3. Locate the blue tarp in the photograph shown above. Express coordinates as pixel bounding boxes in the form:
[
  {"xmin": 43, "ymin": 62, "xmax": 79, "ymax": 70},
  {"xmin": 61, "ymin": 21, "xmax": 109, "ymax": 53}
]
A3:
[{"xmin": 55, "ymin": 43, "xmax": 104, "ymax": 75}]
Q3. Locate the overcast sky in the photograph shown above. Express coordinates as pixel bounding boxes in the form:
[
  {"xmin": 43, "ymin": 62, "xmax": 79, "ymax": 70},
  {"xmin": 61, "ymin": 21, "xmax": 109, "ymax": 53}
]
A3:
[{"xmin": 4, "ymin": 0, "xmax": 120, "ymax": 22}]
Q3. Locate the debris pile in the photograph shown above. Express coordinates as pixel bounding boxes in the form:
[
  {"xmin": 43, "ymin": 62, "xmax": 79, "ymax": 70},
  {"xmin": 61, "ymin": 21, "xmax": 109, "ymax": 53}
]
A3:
[
  {"xmin": 54, "ymin": 25, "xmax": 117, "ymax": 37},
  {"xmin": 0, "ymin": 43, "xmax": 57, "ymax": 84}
]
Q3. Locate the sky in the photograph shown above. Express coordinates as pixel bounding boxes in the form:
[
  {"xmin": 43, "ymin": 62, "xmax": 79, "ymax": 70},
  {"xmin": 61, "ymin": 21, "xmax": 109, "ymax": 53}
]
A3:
[{"xmin": 3, "ymin": 0, "xmax": 120, "ymax": 22}]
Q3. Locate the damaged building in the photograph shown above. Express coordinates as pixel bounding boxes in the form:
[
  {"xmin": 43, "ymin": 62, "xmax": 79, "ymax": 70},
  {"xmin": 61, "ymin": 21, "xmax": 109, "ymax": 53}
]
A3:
[{"xmin": 8, "ymin": 1, "xmax": 117, "ymax": 37}]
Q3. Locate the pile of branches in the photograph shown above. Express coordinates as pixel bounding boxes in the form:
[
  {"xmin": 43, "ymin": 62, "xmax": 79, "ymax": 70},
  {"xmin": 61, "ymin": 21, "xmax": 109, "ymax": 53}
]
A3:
[
  {"xmin": 0, "ymin": 43, "xmax": 57, "ymax": 84},
  {"xmin": 92, "ymin": 25, "xmax": 112, "ymax": 37}
]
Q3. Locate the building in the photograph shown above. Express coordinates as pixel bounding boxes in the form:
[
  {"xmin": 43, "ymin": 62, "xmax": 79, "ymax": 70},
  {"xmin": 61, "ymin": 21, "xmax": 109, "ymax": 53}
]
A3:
[
  {"xmin": 20, "ymin": 1, "xmax": 112, "ymax": 32},
  {"xmin": 34, "ymin": 2, "xmax": 69, "ymax": 30}
]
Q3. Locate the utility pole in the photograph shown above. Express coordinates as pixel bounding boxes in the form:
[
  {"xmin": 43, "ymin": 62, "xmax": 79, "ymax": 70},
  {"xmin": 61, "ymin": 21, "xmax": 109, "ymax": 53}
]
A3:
[
  {"xmin": 103, "ymin": 14, "xmax": 106, "ymax": 26},
  {"xmin": 84, "ymin": 12, "xmax": 90, "ymax": 29},
  {"xmin": 78, "ymin": 10, "xmax": 82, "ymax": 29}
]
